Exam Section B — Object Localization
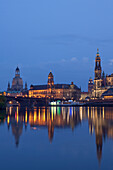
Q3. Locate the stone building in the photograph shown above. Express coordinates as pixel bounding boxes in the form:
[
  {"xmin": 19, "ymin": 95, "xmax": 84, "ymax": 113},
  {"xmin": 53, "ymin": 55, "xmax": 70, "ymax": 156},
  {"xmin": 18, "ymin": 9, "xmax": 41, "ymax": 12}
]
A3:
[
  {"xmin": 29, "ymin": 71, "xmax": 81, "ymax": 100},
  {"xmin": 90, "ymin": 49, "xmax": 113, "ymax": 98},
  {"xmin": 88, "ymin": 78, "xmax": 93, "ymax": 93},
  {"xmin": 7, "ymin": 67, "xmax": 27, "ymax": 96}
]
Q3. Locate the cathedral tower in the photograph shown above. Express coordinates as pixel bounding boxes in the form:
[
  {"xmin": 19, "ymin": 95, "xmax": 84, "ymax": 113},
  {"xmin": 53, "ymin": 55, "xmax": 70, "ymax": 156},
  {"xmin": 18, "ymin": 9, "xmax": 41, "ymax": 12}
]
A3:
[
  {"xmin": 95, "ymin": 49, "xmax": 102, "ymax": 80},
  {"xmin": 93, "ymin": 49, "xmax": 103, "ymax": 97}
]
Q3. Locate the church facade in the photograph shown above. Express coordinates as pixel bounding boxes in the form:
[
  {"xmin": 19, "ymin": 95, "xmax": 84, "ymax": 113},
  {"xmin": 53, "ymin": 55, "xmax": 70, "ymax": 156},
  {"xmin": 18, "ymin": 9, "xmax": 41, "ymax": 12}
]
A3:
[
  {"xmin": 89, "ymin": 49, "xmax": 113, "ymax": 98},
  {"xmin": 29, "ymin": 71, "xmax": 81, "ymax": 100},
  {"xmin": 7, "ymin": 67, "xmax": 27, "ymax": 96}
]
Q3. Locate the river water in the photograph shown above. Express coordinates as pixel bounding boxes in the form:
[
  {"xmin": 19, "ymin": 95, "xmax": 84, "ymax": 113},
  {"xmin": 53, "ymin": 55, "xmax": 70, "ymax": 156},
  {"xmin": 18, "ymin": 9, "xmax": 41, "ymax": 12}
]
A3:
[{"xmin": 0, "ymin": 106, "xmax": 113, "ymax": 170}]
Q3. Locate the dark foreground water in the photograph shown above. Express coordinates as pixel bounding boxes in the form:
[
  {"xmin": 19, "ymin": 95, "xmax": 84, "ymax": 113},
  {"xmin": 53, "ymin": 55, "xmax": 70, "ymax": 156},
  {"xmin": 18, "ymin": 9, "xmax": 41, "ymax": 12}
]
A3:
[{"xmin": 0, "ymin": 106, "xmax": 113, "ymax": 170}]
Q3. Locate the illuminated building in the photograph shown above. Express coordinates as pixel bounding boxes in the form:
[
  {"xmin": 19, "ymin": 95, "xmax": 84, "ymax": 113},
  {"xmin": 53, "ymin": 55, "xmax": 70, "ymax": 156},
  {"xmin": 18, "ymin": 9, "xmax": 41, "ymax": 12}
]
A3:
[
  {"xmin": 89, "ymin": 49, "xmax": 113, "ymax": 98},
  {"xmin": 106, "ymin": 74, "xmax": 113, "ymax": 86},
  {"xmin": 80, "ymin": 92, "xmax": 89, "ymax": 100},
  {"xmin": 29, "ymin": 71, "xmax": 81, "ymax": 100},
  {"xmin": 7, "ymin": 67, "xmax": 28, "ymax": 97},
  {"xmin": 102, "ymin": 88, "xmax": 113, "ymax": 99},
  {"xmin": 88, "ymin": 78, "xmax": 93, "ymax": 93}
]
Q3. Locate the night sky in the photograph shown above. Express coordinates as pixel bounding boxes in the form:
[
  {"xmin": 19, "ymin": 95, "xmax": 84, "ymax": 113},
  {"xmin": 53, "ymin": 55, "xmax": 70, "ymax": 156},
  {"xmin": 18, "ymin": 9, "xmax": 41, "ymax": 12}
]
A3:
[{"xmin": 0, "ymin": 0, "xmax": 113, "ymax": 91}]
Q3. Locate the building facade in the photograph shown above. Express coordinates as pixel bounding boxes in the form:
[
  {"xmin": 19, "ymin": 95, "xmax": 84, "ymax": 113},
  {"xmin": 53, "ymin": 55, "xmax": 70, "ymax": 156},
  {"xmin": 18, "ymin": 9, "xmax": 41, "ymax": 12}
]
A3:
[
  {"xmin": 29, "ymin": 71, "xmax": 81, "ymax": 100},
  {"xmin": 7, "ymin": 67, "xmax": 27, "ymax": 96},
  {"xmin": 90, "ymin": 49, "xmax": 113, "ymax": 98}
]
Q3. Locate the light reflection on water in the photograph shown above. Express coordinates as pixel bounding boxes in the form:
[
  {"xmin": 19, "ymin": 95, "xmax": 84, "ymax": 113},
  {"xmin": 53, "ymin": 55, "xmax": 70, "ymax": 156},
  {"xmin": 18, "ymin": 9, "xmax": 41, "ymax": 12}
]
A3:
[{"xmin": 0, "ymin": 106, "xmax": 113, "ymax": 170}]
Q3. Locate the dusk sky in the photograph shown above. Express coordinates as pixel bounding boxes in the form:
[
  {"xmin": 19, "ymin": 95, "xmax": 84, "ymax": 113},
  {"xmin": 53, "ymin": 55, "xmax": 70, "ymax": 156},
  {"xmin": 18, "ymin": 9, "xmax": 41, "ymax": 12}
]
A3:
[{"xmin": 0, "ymin": 0, "xmax": 113, "ymax": 91}]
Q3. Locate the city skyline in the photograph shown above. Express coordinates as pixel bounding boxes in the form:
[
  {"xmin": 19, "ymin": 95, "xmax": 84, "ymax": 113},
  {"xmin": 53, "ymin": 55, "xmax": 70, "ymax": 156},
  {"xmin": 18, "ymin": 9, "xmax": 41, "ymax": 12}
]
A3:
[
  {"xmin": 0, "ymin": 0, "xmax": 113, "ymax": 91},
  {"xmin": 0, "ymin": 1, "xmax": 113, "ymax": 169},
  {"xmin": 1, "ymin": 49, "xmax": 113, "ymax": 93}
]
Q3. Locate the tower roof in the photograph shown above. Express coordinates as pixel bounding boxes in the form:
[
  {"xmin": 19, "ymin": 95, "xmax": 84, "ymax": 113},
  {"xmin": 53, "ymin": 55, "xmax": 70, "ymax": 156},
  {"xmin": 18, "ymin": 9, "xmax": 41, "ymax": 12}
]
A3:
[
  {"xmin": 96, "ymin": 48, "xmax": 100, "ymax": 58},
  {"xmin": 16, "ymin": 67, "xmax": 20, "ymax": 72},
  {"xmin": 48, "ymin": 71, "xmax": 53, "ymax": 77}
]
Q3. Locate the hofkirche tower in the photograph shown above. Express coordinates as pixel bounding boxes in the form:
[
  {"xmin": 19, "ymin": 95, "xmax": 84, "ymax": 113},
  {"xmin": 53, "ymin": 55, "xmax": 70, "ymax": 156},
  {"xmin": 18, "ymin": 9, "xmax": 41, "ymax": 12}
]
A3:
[
  {"xmin": 90, "ymin": 49, "xmax": 113, "ymax": 98},
  {"xmin": 95, "ymin": 48, "xmax": 102, "ymax": 80}
]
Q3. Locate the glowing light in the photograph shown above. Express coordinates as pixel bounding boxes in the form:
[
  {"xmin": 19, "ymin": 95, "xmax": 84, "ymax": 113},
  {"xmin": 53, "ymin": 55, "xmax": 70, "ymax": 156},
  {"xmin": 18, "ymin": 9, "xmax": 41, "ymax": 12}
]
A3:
[
  {"xmin": 17, "ymin": 107, "xmax": 19, "ymax": 115},
  {"xmin": 38, "ymin": 108, "xmax": 40, "ymax": 122},
  {"xmin": 29, "ymin": 112, "xmax": 32, "ymax": 124},
  {"xmin": 103, "ymin": 107, "xmax": 105, "ymax": 119},
  {"xmin": 9, "ymin": 107, "xmax": 12, "ymax": 115},
  {"xmin": 80, "ymin": 107, "xmax": 83, "ymax": 120},
  {"xmin": 9, "ymin": 101, "xmax": 12, "ymax": 104},
  {"xmin": 34, "ymin": 108, "xmax": 37, "ymax": 123},
  {"xmin": 16, "ymin": 113, "xmax": 19, "ymax": 123},
  {"xmin": 7, "ymin": 116, "xmax": 10, "ymax": 125},
  {"xmin": 88, "ymin": 107, "xmax": 89, "ymax": 118},
  {"xmin": 25, "ymin": 108, "xmax": 27, "ymax": 123},
  {"xmin": 42, "ymin": 109, "xmax": 45, "ymax": 122}
]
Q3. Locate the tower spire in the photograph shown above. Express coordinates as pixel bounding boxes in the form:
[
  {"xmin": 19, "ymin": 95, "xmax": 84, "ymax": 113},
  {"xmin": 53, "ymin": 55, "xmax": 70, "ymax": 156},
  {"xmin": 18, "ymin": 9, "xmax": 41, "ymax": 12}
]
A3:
[
  {"xmin": 96, "ymin": 48, "xmax": 99, "ymax": 57},
  {"xmin": 95, "ymin": 49, "xmax": 102, "ymax": 80}
]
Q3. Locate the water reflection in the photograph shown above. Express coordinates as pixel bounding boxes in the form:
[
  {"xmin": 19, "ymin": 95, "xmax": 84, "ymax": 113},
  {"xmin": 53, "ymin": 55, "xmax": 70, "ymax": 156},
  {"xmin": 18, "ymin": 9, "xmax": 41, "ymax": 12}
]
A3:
[{"xmin": 1, "ymin": 106, "xmax": 113, "ymax": 163}]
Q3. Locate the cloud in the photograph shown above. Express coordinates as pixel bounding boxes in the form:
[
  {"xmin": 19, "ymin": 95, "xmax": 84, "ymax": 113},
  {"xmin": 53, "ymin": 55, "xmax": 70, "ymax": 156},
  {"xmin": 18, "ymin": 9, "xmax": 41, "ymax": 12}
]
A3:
[
  {"xmin": 83, "ymin": 57, "xmax": 89, "ymax": 62},
  {"xmin": 109, "ymin": 59, "xmax": 113, "ymax": 65},
  {"xmin": 61, "ymin": 59, "xmax": 66, "ymax": 62},
  {"xmin": 71, "ymin": 57, "xmax": 77, "ymax": 62},
  {"xmin": 32, "ymin": 34, "xmax": 113, "ymax": 46}
]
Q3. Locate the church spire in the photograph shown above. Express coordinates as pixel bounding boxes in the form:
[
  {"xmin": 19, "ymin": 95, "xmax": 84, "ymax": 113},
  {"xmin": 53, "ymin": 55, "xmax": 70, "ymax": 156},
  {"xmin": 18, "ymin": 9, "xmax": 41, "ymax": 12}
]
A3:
[
  {"xmin": 96, "ymin": 48, "xmax": 99, "ymax": 56},
  {"xmin": 95, "ymin": 48, "xmax": 102, "ymax": 80}
]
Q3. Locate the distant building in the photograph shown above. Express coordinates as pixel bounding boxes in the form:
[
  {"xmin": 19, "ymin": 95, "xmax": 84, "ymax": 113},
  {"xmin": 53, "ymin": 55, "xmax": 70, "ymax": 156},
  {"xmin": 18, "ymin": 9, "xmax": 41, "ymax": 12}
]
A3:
[
  {"xmin": 106, "ymin": 74, "xmax": 113, "ymax": 86},
  {"xmin": 29, "ymin": 71, "xmax": 81, "ymax": 100},
  {"xmin": 80, "ymin": 92, "xmax": 89, "ymax": 100},
  {"xmin": 102, "ymin": 88, "xmax": 113, "ymax": 99},
  {"xmin": 7, "ymin": 67, "xmax": 28, "ymax": 97},
  {"xmin": 89, "ymin": 49, "xmax": 113, "ymax": 98},
  {"xmin": 88, "ymin": 78, "xmax": 93, "ymax": 93}
]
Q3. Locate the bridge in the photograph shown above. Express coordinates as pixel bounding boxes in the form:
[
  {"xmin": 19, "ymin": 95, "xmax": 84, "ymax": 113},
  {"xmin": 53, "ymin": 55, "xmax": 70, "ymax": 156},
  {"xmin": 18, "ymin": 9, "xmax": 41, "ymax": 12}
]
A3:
[{"xmin": 6, "ymin": 96, "xmax": 49, "ymax": 107}]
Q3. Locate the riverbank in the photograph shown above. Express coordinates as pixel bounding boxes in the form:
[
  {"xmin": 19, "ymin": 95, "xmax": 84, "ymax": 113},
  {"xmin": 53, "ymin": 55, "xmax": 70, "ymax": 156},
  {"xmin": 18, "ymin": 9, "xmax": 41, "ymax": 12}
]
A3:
[{"xmin": 0, "ymin": 95, "xmax": 6, "ymax": 110}]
